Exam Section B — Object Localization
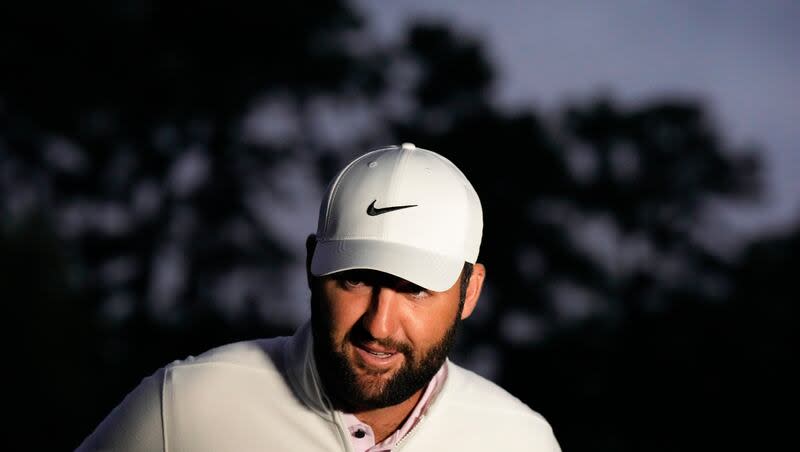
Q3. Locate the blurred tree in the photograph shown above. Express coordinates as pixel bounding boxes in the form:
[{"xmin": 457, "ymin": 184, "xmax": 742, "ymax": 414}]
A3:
[
  {"xmin": 381, "ymin": 23, "xmax": 765, "ymax": 452},
  {"xmin": 0, "ymin": 1, "xmax": 772, "ymax": 451},
  {"xmin": 1, "ymin": 0, "xmax": 384, "ymax": 448},
  {"xmin": 722, "ymin": 223, "xmax": 796, "ymax": 449},
  {"xmin": 515, "ymin": 222, "xmax": 797, "ymax": 452},
  {"xmin": 386, "ymin": 23, "xmax": 760, "ymax": 365}
]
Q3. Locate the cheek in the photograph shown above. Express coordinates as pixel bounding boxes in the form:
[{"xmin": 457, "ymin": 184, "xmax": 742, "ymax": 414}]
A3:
[
  {"xmin": 328, "ymin": 302, "xmax": 359, "ymax": 332},
  {"xmin": 323, "ymin": 290, "xmax": 369, "ymax": 338},
  {"xmin": 403, "ymin": 302, "xmax": 459, "ymax": 348}
]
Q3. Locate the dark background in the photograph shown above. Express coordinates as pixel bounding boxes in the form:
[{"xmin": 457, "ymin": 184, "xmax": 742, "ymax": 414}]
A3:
[{"xmin": 1, "ymin": 1, "xmax": 795, "ymax": 450}]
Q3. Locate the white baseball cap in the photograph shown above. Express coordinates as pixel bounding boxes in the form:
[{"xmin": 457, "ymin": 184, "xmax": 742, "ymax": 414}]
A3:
[{"xmin": 310, "ymin": 143, "xmax": 483, "ymax": 292}]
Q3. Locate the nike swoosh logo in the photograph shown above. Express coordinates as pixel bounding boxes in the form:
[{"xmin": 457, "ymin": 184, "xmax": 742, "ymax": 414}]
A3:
[{"xmin": 367, "ymin": 200, "xmax": 418, "ymax": 216}]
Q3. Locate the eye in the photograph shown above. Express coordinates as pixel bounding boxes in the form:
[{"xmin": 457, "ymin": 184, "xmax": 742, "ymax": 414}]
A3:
[
  {"xmin": 334, "ymin": 270, "xmax": 373, "ymax": 290},
  {"xmin": 396, "ymin": 281, "xmax": 431, "ymax": 300},
  {"xmin": 342, "ymin": 278, "xmax": 366, "ymax": 289}
]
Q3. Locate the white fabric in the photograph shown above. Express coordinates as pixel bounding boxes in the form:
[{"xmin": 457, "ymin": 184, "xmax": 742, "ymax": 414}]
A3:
[{"xmin": 76, "ymin": 322, "xmax": 561, "ymax": 452}]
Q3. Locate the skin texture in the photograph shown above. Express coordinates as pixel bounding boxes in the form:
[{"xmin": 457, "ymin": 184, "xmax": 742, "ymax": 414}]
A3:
[{"xmin": 305, "ymin": 235, "xmax": 486, "ymax": 442}]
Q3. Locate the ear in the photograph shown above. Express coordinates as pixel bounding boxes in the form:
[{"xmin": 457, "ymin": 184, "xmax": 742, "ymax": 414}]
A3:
[
  {"xmin": 460, "ymin": 263, "xmax": 485, "ymax": 320},
  {"xmin": 305, "ymin": 234, "xmax": 317, "ymax": 290}
]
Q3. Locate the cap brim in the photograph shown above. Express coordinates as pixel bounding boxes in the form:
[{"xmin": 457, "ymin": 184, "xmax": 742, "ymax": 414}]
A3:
[{"xmin": 310, "ymin": 239, "xmax": 464, "ymax": 292}]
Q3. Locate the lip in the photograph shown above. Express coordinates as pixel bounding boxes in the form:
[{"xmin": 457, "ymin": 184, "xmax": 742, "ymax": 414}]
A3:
[{"xmin": 354, "ymin": 344, "xmax": 402, "ymax": 368}]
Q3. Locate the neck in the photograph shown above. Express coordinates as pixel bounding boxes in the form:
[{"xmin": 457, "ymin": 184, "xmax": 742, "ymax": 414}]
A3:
[{"xmin": 352, "ymin": 388, "xmax": 424, "ymax": 443}]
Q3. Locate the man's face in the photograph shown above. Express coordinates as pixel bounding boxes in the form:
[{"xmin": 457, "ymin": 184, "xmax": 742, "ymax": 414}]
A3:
[{"xmin": 310, "ymin": 269, "xmax": 466, "ymax": 412}]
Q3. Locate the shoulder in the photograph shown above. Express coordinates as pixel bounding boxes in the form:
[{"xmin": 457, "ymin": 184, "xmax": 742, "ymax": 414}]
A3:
[
  {"xmin": 445, "ymin": 361, "xmax": 543, "ymax": 418},
  {"xmin": 158, "ymin": 335, "xmax": 294, "ymax": 395},
  {"xmin": 76, "ymin": 335, "xmax": 303, "ymax": 452},
  {"xmin": 421, "ymin": 361, "xmax": 561, "ymax": 450},
  {"xmin": 167, "ymin": 336, "xmax": 290, "ymax": 371}
]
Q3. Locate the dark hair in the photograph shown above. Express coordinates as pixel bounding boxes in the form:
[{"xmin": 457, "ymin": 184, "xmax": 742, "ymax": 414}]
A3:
[{"xmin": 458, "ymin": 262, "xmax": 474, "ymax": 309}]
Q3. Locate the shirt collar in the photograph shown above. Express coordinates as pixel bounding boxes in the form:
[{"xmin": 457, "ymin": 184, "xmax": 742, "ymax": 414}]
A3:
[{"xmin": 341, "ymin": 363, "xmax": 449, "ymax": 451}]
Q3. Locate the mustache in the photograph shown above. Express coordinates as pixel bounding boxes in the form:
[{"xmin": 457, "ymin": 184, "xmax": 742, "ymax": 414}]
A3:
[{"xmin": 346, "ymin": 321, "xmax": 413, "ymax": 355}]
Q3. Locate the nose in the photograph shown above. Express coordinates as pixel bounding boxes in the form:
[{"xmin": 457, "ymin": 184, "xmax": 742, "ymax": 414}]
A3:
[{"xmin": 361, "ymin": 287, "xmax": 400, "ymax": 340}]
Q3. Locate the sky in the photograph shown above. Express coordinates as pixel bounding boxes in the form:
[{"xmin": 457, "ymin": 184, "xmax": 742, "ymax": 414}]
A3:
[{"xmin": 353, "ymin": 0, "xmax": 800, "ymax": 240}]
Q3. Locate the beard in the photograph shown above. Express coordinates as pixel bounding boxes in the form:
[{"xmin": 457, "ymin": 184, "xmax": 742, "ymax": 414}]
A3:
[{"xmin": 310, "ymin": 288, "xmax": 461, "ymax": 412}]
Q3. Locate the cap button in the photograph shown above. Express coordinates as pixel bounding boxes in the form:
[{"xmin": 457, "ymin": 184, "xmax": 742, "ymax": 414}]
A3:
[{"xmin": 401, "ymin": 142, "xmax": 416, "ymax": 150}]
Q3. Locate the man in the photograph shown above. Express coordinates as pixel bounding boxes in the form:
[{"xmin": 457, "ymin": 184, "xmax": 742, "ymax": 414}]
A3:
[{"xmin": 76, "ymin": 143, "xmax": 561, "ymax": 451}]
